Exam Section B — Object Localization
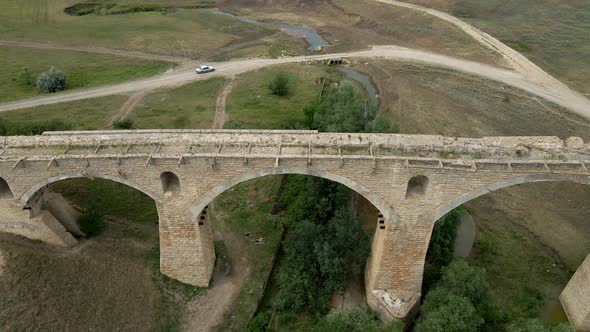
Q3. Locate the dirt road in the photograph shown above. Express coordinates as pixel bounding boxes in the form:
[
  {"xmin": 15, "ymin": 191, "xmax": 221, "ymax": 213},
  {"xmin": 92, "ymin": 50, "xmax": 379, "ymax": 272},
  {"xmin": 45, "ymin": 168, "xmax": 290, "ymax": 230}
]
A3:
[
  {"xmin": 2, "ymin": 45, "xmax": 590, "ymax": 119},
  {"xmin": 376, "ymin": 1, "xmax": 552, "ymax": 80}
]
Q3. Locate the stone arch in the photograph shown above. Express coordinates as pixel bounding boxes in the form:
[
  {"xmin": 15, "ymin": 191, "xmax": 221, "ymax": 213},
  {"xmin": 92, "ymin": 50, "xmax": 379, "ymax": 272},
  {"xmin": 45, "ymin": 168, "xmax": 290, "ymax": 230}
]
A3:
[
  {"xmin": 160, "ymin": 172, "xmax": 181, "ymax": 194},
  {"xmin": 0, "ymin": 177, "xmax": 13, "ymax": 198},
  {"xmin": 189, "ymin": 166, "xmax": 399, "ymax": 224},
  {"xmin": 423, "ymin": 173, "xmax": 590, "ymax": 225},
  {"xmin": 420, "ymin": 173, "xmax": 590, "ymax": 330},
  {"xmin": 405, "ymin": 175, "xmax": 429, "ymax": 199},
  {"xmin": 19, "ymin": 174, "xmax": 158, "ymax": 206}
]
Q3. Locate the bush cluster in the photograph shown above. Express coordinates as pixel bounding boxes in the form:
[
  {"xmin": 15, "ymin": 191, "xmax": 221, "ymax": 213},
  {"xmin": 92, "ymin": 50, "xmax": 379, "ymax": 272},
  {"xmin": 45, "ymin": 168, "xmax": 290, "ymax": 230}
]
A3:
[
  {"xmin": 113, "ymin": 119, "xmax": 133, "ymax": 129},
  {"xmin": 77, "ymin": 209, "xmax": 105, "ymax": 238},
  {"xmin": 36, "ymin": 67, "xmax": 67, "ymax": 93},
  {"xmin": 304, "ymin": 80, "xmax": 397, "ymax": 133},
  {"xmin": 0, "ymin": 120, "xmax": 72, "ymax": 136},
  {"xmin": 269, "ymin": 71, "xmax": 290, "ymax": 96}
]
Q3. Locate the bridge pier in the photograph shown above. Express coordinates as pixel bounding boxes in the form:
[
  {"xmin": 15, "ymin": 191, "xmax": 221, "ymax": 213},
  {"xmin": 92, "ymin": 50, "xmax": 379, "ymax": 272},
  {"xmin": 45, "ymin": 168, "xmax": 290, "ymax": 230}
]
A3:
[
  {"xmin": 366, "ymin": 215, "xmax": 432, "ymax": 321},
  {"xmin": 157, "ymin": 195, "xmax": 214, "ymax": 287},
  {"xmin": 561, "ymin": 254, "xmax": 590, "ymax": 332}
]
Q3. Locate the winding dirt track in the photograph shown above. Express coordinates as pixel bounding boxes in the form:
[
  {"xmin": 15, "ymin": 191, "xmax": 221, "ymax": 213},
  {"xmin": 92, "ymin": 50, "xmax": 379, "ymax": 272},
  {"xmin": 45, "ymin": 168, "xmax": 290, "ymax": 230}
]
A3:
[
  {"xmin": 2, "ymin": 46, "xmax": 589, "ymax": 118},
  {"xmin": 1, "ymin": 0, "xmax": 590, "ymax": 119}
]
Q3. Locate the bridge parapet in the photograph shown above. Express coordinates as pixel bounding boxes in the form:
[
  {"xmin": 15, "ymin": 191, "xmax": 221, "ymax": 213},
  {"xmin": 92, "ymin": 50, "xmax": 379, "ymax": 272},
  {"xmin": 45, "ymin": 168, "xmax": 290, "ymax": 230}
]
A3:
[{"xmin": 1, "ymin": 131, "xmax": 588, "ymax": 176}]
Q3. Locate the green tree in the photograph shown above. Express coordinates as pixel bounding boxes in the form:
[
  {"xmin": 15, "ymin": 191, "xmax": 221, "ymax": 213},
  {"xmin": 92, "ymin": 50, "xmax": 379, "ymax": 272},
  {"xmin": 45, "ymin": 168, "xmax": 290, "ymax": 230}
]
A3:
[
  {"xmin": 313, "ymin": 306, "xmax": 403, "ymax": 332},
  {"xmin": 275, "ymin": 207, "xmax": 371, "ymax": 313},
  {"xmin": 416, "ymin": 288, "xmax": 484, "ymax": 332},
  {"xmin": 269, "ymin": 71, "xmax": 290, "ymax": 96},
  {"xmin": 36, "ymin": 66, "xmax": 67, "ymax": 93},
  {"xmin": 305, "ymin": 80, "xmax": 397, "ymax": 133},
  {"xmin": 438, "ymin": 259, "xmax": 489, "ymax": 305},
  {"xmin": 422, "ymin": 209, "xmax": 462, "ymax": 293}
]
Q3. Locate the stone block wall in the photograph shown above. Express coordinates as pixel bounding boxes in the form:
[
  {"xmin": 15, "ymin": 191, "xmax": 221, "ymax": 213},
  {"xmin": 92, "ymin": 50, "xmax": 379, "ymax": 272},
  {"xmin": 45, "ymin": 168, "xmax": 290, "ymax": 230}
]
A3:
[{"xmin": 0, "ymin": 130, "xmax": 589, "ymax": 322}]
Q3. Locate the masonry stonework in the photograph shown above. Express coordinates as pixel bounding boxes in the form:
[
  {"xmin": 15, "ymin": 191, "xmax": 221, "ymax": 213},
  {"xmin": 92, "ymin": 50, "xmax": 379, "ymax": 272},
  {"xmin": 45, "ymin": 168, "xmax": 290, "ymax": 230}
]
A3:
[{"xmin": 0, "ymin": 129, "xmax": 589, "ymax": 328}]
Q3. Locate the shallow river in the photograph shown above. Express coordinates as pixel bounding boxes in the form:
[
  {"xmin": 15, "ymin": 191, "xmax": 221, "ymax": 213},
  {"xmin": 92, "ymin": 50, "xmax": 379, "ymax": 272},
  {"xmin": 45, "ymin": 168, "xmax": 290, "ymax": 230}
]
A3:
[{"xmin": 210, "ymin": 10, "xmax": 330, "ymax": 51}]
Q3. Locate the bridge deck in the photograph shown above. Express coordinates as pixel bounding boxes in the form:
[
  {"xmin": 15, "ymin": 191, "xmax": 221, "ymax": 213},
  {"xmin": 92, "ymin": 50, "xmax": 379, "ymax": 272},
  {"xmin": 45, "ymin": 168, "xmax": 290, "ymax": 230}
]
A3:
[{"xmin": 0, "ymin": 130, "xmax": 588, "ymax": 175}]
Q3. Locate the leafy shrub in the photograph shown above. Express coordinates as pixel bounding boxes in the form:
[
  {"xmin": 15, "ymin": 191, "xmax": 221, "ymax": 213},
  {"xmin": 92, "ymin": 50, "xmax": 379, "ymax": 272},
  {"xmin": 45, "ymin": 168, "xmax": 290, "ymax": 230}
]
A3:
[
  {"xmin": 16, "ymin": 67, "xmax": 34, "ymax": 86},
  {"xmin": 246, "ymin": 310, "xmax": 271, "ymax": 332},
  {"xmin": 0, "ymin": 119, "xmax": 72, "ymax": 136},
  {"xmin": 422, "ymin": 209, "xmax": 462, "ymax": 293},
  {"xmin": 276, "ymin": 208, "xmax": 370, "ymax": 313},
  {"xmin": 78, "ymin": 209, "xmax": 105, "ymax": 238},
  {"xmin": 304, "ymin": 80, "xmax": 397, "ymax": 133},
  {"xmin": 313, "ymin": 307, "xmax": 403, "ymax": 332},
  {"xmin": 36, "ymin": 67, "xmax": 67, "ymax": 93},
  {"xmin": 113, "ymin": 119, "xmax": 133, "ymax": 129},
  {"xmin": 416, "ymin": 288, "xmax": 484, "ymax": 332},
  {"xmin": 269, "ymin": 71, "xmax": 290, "ymax": 96}
]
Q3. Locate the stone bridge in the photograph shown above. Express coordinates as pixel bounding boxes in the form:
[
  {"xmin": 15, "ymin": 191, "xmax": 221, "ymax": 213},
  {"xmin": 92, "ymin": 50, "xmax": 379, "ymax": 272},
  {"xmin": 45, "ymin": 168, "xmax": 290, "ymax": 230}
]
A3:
[{"xmin": 0, "ymin": 129, "xmax": 589, "ymax": 329}]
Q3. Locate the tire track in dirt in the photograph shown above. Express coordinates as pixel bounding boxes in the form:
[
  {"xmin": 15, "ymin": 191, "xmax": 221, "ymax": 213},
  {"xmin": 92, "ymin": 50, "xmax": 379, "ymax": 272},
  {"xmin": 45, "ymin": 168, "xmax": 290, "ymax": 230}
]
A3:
[
  {"xmin": 105, "ymin": 92, "xmax": 145, "ymax": 129},
  {"xmin": 213, "ymin": 78, "xmax": 236, "ymax": 129}
]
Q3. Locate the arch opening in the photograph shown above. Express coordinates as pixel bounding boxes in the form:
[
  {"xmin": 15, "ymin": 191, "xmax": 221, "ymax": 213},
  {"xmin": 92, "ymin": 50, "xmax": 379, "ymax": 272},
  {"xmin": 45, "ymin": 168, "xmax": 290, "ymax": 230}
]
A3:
[
  {"xmin": 188, "ymin": 166, "xmax": 398, "ymax": 225},
  {"xmin": 0, "ymin": 176, "xmax": 166, "ymax": 330},
  {"xmin": 0, "ymin": 177, "xmax": 13, "ymax": 198},
  {"xmin": 421, "ymin": 177, "xmax": 590, "ymax": 330},
  {"xmin": 405, "ymin": 175, "xmax": 429, "ymax": 199},
  {"xmin": 198, "ymin": 171, "xmax": 385, "ymax": 314},
  {"xmin": 161, "ymin": 172, "xmax": 181, "ymax": 194}
]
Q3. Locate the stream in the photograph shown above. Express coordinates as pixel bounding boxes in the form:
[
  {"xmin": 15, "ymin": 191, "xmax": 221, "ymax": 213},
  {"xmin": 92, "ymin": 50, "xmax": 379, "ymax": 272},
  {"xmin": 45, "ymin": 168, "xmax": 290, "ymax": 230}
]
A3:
[
  {"xmin": 209, "ymin": 10, "xmax": 330, "ymax": 51},
  {"xmin": 338, "ymin": 67, "xmax": 379, "ymax": 105}
]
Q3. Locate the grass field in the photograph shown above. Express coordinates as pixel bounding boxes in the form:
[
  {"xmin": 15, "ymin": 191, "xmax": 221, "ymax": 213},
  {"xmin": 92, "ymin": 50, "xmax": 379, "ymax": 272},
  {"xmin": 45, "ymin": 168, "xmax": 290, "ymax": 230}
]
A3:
[
  {"xmin": 0, "ymin": 0, "xmax": 303, "ymax": 59},
  {"xmin": 402, "ymin": 0, "xmax": 590, "ymax": 94},
  {"xmin": 129, "ymin": 77, "xmax": 226, "ymax": 129},
  {"xmin": 0, "ymin": 46, "xmax": 173, "ymax": 101},
  {"xmin": 49, "ymin": 178, "xmax": 159, "ymax": 224},
  {"xmin": 0, "ymin": 95, "xmax": 126, "ymax": 130},
  {"xmin": 224, "ymin": 64, "xmax": 340, "ymax": 129}
]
